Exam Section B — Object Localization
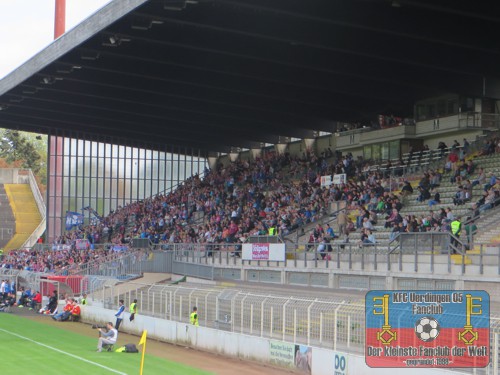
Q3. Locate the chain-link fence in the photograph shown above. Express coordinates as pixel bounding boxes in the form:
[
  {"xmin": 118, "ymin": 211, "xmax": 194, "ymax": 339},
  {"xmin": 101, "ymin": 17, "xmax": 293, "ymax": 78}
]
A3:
[
  {"xmin": 94, "ymin": 281, "xmax": 500, "ymax": 373},
  {"xmin": 4, "ymin": 269, "xmax": 500, "ymax": 373},
  {"xmin": 98, "ymin": 281, "xmax": 364, "ymax": 351}
]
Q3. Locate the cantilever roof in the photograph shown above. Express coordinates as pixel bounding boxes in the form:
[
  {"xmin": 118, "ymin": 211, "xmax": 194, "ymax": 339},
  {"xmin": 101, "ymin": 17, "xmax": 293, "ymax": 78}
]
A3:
[{"xmin": 0, "ymin": 0, "xmax": 499, "ymax": 153}]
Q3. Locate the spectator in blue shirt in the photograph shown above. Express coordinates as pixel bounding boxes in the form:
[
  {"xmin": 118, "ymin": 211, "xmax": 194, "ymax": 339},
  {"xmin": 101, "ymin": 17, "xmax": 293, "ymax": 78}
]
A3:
[
  {"xmin": 325, "ymin": 224, "xmax": 335, "ymax": 239},
  {"xmin": 115, "ymin": 300, "xmax": 125, "ymax": 330}
]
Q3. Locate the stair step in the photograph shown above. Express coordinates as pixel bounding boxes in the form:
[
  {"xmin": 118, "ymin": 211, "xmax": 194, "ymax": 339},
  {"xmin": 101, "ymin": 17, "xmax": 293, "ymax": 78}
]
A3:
[{"xmin": 450, "ymin": 254, "xmax": 472, "ymax": 265}]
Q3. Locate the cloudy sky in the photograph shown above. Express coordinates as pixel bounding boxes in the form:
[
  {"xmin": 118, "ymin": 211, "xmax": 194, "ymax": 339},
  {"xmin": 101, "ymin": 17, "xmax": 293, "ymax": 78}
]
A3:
[{"xmin": 0, "ymin": 0, "xmax": 110, "ymax": 79}]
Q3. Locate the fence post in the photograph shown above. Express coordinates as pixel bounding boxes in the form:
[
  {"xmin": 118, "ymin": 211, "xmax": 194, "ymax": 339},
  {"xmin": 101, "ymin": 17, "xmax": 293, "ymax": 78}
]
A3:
[
  {"xmin": 241, "ymin": 295, "xmax": 248, "ymax": 334},
  {"xmin": 494, "ymin": 333, "xmax": 498, "ymax": 375},
  {"xmin": 293, "ymin": 309, "xmax": 297, "ymax": 344},
  {"xmin": 270, "ymin": 306, "xmax": 273, "ymax": 338},
  {"xmin": 282, "ymin": 298, "xmax": 291, "ymax": 341},
  {"xmin": 347, "ymin": 314, "xmax": 351, "ymax": 349},
  {"xmin": 414, "ymin": 235, "xmax": 418, "ymax": 272},
  {"xmin": 307, "ymin": 300, "xmax": 316, "ymax": 346},
  {"xmin": 152, "ymin": 292, "xmax": 155, "ymax": 316},
  {"xmin": 260, "ymin": 297, "xmax": 268, "ymax": 337},
  {"xmin": 204, "ymin": 294, "xmax": 208, "ymax": 326},
  {"xmin": 179, "ymin": 295, "xmax": 183, "ymax": 321},
  {"xmin": 319, "ymin": 312, "xmax": 323, "ymax": 345},
  {"xmin": 250, "ymin": 304, "xmax": 254, "ymax": 335}
]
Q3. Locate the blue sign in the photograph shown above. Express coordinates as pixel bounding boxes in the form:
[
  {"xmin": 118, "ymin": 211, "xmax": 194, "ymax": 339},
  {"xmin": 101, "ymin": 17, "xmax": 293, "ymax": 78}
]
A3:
[{"xmin": 65, "ymin": 211, "xmax": 84, "ymax": 230}]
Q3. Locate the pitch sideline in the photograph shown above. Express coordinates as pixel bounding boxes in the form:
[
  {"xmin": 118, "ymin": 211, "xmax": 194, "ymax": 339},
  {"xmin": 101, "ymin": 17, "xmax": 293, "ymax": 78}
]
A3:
[{"xmin": 0, "ymin": 327, "xmax": 128, "ymax": 375}]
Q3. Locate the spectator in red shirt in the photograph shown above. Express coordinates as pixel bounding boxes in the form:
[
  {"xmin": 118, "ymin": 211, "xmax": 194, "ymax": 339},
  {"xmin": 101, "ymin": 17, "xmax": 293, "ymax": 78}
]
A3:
[
  {"xmin": 71, "ymin": 302, "xmax": 81, "ymax": 321},
  {"xmin": 30, "ymin": 290, "xmax": 42, "ymax": 310},
  {"xmin": 52, "ymin": 298, "xmax": 74, "ymax": 321}
]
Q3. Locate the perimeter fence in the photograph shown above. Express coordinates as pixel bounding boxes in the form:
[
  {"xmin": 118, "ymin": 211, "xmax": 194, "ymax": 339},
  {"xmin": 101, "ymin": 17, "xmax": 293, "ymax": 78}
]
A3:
[{"xmin": 97, "ymin": 280, "xmax": 500, "ymax": 373}]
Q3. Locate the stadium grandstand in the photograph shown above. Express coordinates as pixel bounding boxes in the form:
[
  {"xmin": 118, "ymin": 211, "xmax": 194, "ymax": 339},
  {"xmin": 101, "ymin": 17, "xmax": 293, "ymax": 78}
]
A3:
[{"xmin": 1, "ymin": 0, "xmax": 500, "ymax": 374}]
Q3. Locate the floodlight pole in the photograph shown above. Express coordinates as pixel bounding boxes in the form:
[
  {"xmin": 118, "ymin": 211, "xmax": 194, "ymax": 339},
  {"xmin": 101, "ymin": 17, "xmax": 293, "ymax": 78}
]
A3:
[{"xmin": 54, "ymin": 0, "xmax": 66, "ymax": 39}]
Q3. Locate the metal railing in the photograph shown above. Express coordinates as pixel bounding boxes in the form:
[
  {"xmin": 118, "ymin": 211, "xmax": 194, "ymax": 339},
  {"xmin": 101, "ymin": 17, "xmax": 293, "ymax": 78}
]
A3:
[
  {"xmin": 20, "ymin": 169, "xmax": 46, "ymax": 249},
  {"xmin": 170, "ymin": 232, "xmax": 500, "ymax": 276},
  {"xmin": 94, "ymin": 281, "xmax": 500, "ymax": 374},
  {"xmin": 0, "ymin": 228, "xmax": 14, "ymax": 241},
  {"xmin": 99, "ymin": 281, "xmax": 365, "ymax": 351}
]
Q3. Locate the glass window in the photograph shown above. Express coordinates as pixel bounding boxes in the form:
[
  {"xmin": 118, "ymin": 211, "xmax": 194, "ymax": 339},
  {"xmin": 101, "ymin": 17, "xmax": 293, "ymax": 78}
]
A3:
[
  {"xmin": 47, "ymin": 135, "xmax": 207, "ymax": 241},
  {"xmin": 381, "ymin": 142, "xmax": 389, "ymax": 160},
  {"xmin": 447, "ymin": 99, "xmax": 457, "ymax": 115},
  {"xmin": 427, "ymin": 104, "xmax": 435, "ymax": 118},
  {"xmin": 372, "ymin": 144, "xmax": 381, "ymax": 161},
  {"xmin": 364, "ymin": 146, "xmax": 371, "ymax": 159},
  {"xmin": 389, "ymin": 140, "xmax": 400, "ymax": 160},
  {"xmin": 437, "ymin": 100, "xmax": 446, "ymax": 116}
]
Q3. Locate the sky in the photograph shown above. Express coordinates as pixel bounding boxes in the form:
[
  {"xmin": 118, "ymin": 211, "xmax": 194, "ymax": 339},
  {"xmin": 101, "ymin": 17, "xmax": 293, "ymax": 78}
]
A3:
[{"xmin": 0, "ymin": 0, "xmax": 111, "ymax": 79}]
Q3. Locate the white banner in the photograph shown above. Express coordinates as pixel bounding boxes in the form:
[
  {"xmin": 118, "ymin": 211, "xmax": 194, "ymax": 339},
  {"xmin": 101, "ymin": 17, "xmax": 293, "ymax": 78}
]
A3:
[
  {"xmin": 332, "ymin": 174, "xmax": 346, "ymax": 185},
  {"xmin": 242, "ymin": 243, "xmax": 285, "ymax": 261},
  {"xmin": 321, "ymin": 174, "xmax": 346, "ymax": 187},
  {"xmin": 321, "ymin": 175, "xmax": 332, "ymax": 187}
]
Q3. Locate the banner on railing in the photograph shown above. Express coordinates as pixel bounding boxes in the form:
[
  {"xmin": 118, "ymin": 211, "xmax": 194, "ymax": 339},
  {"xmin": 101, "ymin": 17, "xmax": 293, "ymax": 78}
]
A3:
[
  {"xmin": 320, "ymin": 175, "xmax": 332, "ymax": 187},
  {"xmin": 321, "ymin": 174, "xmax": 346, "ymax": 187},
  {"xmin": 75, "ymin": 239, "xmax": 90, "ymax": 250},
  {"xmin": 51, "ymin": 244, "xmax": 72, "ymax": 251},
  {"xmin": 111, "ymin": 245, "xmax": 128, "ymax": 252},
  {"xmin": 242, "ymin": 243, "xmax": 285, "ymax": 261},
  {"xmin": 65, "ymin": 211, "xmax": 84, "ymax": 230},
  {"xmin": 332, "ymin": 173, "xmax": 346, "ymax": 185}
]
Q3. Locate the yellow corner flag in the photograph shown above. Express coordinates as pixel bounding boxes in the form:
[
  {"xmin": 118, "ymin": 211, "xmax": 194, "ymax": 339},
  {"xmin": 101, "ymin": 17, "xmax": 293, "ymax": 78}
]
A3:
[{"xmin": 139, "ymin": 330, "xmax": 147, "ymax": 375}]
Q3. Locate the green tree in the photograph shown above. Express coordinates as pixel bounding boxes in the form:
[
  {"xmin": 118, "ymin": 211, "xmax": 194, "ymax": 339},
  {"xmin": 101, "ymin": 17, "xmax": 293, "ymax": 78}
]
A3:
[{"xmin": 0, "ymin": 129, "xmax": 47, "ymax": 184}]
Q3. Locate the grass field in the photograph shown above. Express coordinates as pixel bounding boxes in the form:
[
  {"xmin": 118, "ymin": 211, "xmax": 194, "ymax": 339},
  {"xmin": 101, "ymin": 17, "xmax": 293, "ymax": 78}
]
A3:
[{"xmin": 0, "ymin": 314, "xmax": 214, "ymax": 375}]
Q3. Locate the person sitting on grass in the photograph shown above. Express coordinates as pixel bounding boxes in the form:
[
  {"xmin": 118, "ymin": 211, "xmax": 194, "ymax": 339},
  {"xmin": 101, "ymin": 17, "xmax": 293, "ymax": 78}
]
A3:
[
  {"xmin": 30, "ymin": 291, "xmax": 42, "ymax": 310},
  {"xmin": 0, "ymin": 292, "xmax": 16, "ymax": 312},
  {"xmin": 52, "ymin": 298, "xmax": 74, "ymax": 321},
  {"xmin": 70, "ymin": 300, "xmax": 81, "ymax": 321},
  {"xmin": 17, "ymin": 287, "xmax": 32, "ymax": 308},
  {"xmin": 97, "ymin": 322, "xmax": 118, "ymax": 352},
  {"xmin": 39, "ymin": 290, "xmax": 58, "ymax": 315}
]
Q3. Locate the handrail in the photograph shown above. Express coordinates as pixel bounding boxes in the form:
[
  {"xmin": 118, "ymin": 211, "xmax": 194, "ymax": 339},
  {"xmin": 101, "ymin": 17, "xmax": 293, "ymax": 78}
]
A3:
[
  {"xmin": 460, "ymin": 194, "xmax": 500, "ymax": 248},
  {"xmin": 387, "ymin": 233, "xmax": 401, "ymax": 254},
  {"xmin": 449, "ymin": 234, "xmax": 466, "ymax": 255},
  {"xmin": 53, "ymin": 247, "xmax": 146, "ymax": 276}
]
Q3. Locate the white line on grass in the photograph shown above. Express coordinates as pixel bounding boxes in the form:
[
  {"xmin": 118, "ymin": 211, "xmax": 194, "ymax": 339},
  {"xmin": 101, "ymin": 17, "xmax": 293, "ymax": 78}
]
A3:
[{"xmin": 0, "ymin": 328, "xmax": 128, "ymax": 375}]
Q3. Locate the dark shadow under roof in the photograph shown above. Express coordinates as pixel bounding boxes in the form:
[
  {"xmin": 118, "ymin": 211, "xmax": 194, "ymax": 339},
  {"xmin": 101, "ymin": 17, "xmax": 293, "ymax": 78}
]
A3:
[{"xmin": 1, "ymin": 0, "xmax": 499, "ymax": 153}]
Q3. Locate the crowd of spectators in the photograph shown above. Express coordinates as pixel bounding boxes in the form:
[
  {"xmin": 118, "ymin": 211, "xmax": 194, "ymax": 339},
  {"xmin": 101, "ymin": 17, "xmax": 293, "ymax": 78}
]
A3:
[
  {"xmin": 1, "ymin": 246, "xmax": 113, "ymax": 272},
  {"xmin": 383, "ymin": 140, "xmax": 500, "ymax": 244},
  {"xmin": 3, "ymin": 148, "xmax": 397, "ymax": 268},
  {"xmin": 3, "ymin": 135, "xmax": 500, "ymax": 271},
  {"xmin": 0, "ymin": 279, "xmax": 16, "ymax": 312}
]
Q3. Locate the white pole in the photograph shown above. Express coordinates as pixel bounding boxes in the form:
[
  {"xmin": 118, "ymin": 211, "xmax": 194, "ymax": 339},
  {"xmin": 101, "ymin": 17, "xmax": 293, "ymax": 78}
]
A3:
[
  {"xmin": 293, "ymin": 309, "xmax": 297, "ymax": 344},
  {"xmin": 179, "ymin": 295, "xmax": 183, "ymax": 321},
  {"xmin": 270, "ymin": 306, "xmax": 274, "ymax": 338},
  {"xmin": 319, "ymin": 312, "xmax": 323, "ymax": 344},
  {"xmin": 260, "ymin": 298, "xmax": 267, "ymax": 337},
  {"xmin": 250, "ymin": 304, "xmax": 254, "ymax": 334},
  {"xmin": 493, "ymin": 333, "xmax": 498, "ymax": 375},
  {"xmin": 347, "ymin": 315, "xmax": 351, "ymax": 348},
  {"xmin": 307, "ymin": 300, "xmax": 316, "ymax": 346}
]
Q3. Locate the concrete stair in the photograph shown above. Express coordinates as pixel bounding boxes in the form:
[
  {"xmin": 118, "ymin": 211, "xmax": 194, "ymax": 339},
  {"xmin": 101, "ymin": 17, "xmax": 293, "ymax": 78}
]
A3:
[{"xmin": 3, "ymin": 184, "xmax": 42, "ymax": 251}]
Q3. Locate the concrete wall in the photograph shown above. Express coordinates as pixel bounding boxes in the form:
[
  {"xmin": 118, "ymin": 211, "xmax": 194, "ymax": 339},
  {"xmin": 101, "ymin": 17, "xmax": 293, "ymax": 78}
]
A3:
[
  {"xmin": 0, "ymin": 168, "xmax": 19, "ymax": 184},
  {"xmin": 81, "ymin": 305, "xmax": 466, "ymax": 375}
]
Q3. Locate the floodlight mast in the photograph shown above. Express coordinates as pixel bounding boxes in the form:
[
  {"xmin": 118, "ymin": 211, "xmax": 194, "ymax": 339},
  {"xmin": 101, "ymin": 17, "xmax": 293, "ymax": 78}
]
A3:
[{"xmin": 54, "ymin": 0, "xmax": 66, "ymax": 39}]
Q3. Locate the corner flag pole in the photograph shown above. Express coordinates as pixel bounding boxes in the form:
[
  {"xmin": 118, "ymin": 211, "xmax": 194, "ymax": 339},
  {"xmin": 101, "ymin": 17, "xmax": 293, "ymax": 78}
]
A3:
[{"xmin": 139, "ymin": 330, "xmax": 147, "ymax": 375}]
